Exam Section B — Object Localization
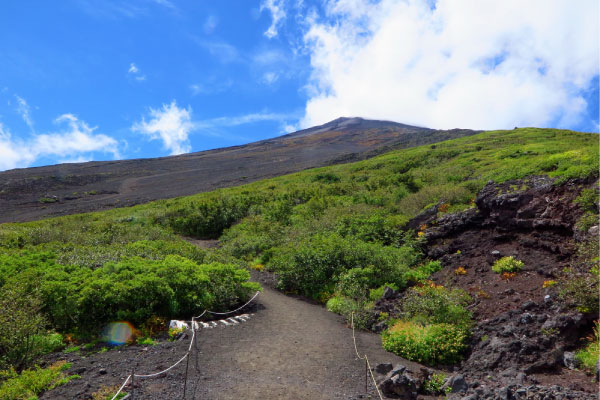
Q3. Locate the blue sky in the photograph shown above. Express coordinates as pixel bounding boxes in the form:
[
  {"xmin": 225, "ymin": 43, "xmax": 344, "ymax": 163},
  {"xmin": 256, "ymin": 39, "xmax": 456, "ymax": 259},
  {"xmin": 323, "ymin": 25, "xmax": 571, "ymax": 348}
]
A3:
[{"xmin": 0, "ymin": 0, "xmax": 598, "ymax": 170}]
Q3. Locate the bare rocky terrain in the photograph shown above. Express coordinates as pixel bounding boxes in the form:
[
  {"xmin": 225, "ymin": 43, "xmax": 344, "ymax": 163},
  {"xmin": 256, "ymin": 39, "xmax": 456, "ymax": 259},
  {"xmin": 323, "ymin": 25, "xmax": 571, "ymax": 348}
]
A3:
[{"xmin": 0, "ymin": 117, "xmax": 477, "ymax": 223}]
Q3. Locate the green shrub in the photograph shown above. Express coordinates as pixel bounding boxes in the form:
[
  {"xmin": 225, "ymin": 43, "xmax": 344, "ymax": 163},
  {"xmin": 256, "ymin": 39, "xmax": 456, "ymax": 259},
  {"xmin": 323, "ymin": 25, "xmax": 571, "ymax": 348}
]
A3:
[
  {"xmin": 0, "ymin": 280, "xmax": 47, "ymax": 371},
  {"xmin": 492, "ymin": 256, "xmax": 524, "ymax": 273},
  {"xmin": 575, "ymin": 322, "xmax": 599, "ymax": 374},
  {"xmin": 382, "ymin": 321, "xmax": 468, "ymax": 365},
  {"xmin": 574, "ymin": 188, "xmax": 599, "ymax": 213},
  {"xmin": 369, "ymin": 283, "xmax": 399, "ymax": 301},
  {"xmin": 0, "ymin": 361, "xmax": 78, "ymax": 400},
  {"xmin": 423, "ymin": 372, "xmax": 448, "ymax": 395},
  {"xmin": 401, "ymin": 285, "xmax": 473, "ymax": 329},
  {"xmin": 326, "ymin": 296, "xmax": 374, "ymax": 330},
  {"xmin": 402, "ymin": 260, "xmax": 443, "ymax": 284},
  {"xmin": 0, "ymin": 252, "xmax": 259, "ymax": 334},
  {"xmin": 268, "ymin": 233, "xmax": 421, "ymax": 299}
]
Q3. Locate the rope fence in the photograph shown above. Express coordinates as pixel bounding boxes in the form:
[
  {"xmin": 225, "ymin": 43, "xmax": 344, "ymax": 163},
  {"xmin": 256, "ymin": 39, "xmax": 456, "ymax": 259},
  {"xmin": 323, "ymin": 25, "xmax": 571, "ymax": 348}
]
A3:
[
  {"xmin": 109, "ymin": 291, "xmax": 260, "ymax": 399},
  {"xmin": 351, "ymin": 312, "xmax": 384, "ymax": 400}
]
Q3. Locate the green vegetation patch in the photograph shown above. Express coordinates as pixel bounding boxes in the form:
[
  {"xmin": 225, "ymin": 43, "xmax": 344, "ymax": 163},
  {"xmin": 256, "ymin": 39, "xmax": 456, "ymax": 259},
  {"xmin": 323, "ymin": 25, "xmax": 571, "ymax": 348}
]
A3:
[
  {"xmin": 492, "ymin": 256, "xmax": 524, "ymax": 274},
  {"xmin": 0, "ymin": 361, "xmax": 79, "ymax": 400},
  {"xmin": 382, "ymin": 321, "xmax": 468, "ymax": 365}
]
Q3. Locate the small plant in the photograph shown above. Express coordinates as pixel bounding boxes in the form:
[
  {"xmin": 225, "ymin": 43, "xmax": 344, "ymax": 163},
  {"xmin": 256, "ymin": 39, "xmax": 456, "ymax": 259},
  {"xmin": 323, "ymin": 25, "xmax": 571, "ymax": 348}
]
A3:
[
  {"xmin": 250, "ymin": 263, "xmax": 265, "ymax": 271},
  {"xmin": 136, "ymin": 337, "xmax": 156, "ymax": 346},
  {"xmin": 423, "ymin": 372, "xmax": 448, "ymax": 395},
  {"xmin": 64, "ymin": 345, "xmax": 81, "ymax": 353},
  {"xmin": 501, "ymin": 272, "xmax": 516, "ymax": 281},
  {"xmin": 168, "ymin": 327, "xmax": 185, "ymax": 341},
  {"xmin": 454, "ymin": 266, "xmax": 467, "ymax": 275},
  {"xmin": 382, "ymin": 321, "xmax": 468, "ymax": 365},
  {"xmin": 476, "ymin": 289, "xmax": 490, "ymax": 299},
  {"xmin": 542, "ymin": 280, "xmax": 558, "ymax": 288},
  {"xmin": 541, "ymin": 327, "xmax": 559, "ymax": 337},
  {"xmin": 38, "ymin": 197, "xmax": 57, "ymax": 203},
  {"xmin": 456, "ymin": 250, "xmax": 462, "ymax": 254},
  {"xmin": 92, "ymin": 384, "xmax": 128, "ymax": 400},
  {"xmin": 0, "ymin": 361, "xmax": 79, "ymax": 400},
  {"xmin": 492, "ymin": 256, "xmax": 524, "ymax": 274},
  {"xmin": 575, "ymin": 321, "xmax": 599, "ymax": 374},
  {"xmin": 439, "ymin": 203, "xmax": 450, "ymax": 213},
  {"xmin": 481, "ymin": 334, "xmax": 489, "ymax": 342}
]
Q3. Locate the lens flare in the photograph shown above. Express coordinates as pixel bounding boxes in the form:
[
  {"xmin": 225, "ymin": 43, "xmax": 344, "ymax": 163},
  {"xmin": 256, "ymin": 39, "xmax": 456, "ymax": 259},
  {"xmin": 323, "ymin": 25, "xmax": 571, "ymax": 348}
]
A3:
[{"xmin": 102, "ymin": 322, "xmax": 134, "ymax": 345}]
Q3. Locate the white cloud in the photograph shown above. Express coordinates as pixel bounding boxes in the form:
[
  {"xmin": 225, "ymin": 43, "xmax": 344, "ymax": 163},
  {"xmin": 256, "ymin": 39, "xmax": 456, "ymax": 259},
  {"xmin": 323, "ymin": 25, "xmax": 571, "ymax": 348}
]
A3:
[
  {"xmin": 203, "ymin": 15, "xmax": 219, "ymax": 34},
  {"xmin": 301, "ymin": 0, "xmax": 599, "ymax": 130},
  {"xmin": 196, "ymin": 40, "xmax": 241, "ymax": 63},
  {"xmin": 132, "ymin": 101, "xmax": 193, "ymax": 155},
  {"xmin": 15, "ymin": 95, "xmax": 34, "ymax": 131},
  {"xmin": 0, "ymin": 115, "xmax": 120, "ymax": 171},
  {"xmin": 261, "ymin": 0, "xmax": 286, "ymax": 39},
  {"xmin": 128, "ymin": 63, "xmax": 146, "ymax": 81},
  {"xmin": 262, "ymin": 72, "xmax": 279, "ymax": 85},
  {"xmin": 196, "ymin": 112, "xmax": 294, "ymax": 129}
]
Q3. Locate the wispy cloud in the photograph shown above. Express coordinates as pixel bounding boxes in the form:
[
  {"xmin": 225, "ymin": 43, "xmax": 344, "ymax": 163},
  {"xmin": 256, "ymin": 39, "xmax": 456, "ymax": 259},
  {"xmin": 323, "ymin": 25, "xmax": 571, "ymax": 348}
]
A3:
[
  {"xmin": 132, "ymin": 101, "xmax": 193, "ymax": 155},
  {"xmin": 151, "ymin": 0, "xmax": 177, "ymax": 10},
  {"xmin": 132, "ymin": 101, "xmax": 300, "ymax": 154},
  {"xmin": 260, "ymin": 0, "xmax": 286, "ymax": 39},
  {"xmin": 195, "ymin": 39, "xmax": 241, "ymax": 64},
  {"xmin": 301, "ymin": 0, "xmax": 599, "ymax": 130},
  {"xmin": 128, "ymin": 63, "xmax": 146, "ymax": 81},
  {"xmin": 189, "ymin": 78, "xmax": 233, "ymax": 96},
  {"xmin": 15, "ymin": 95, "xmax": 34, "ymax": 131},
  {"xmin": 0, "ymin": 115, "xmax": 121, "ymax": 171},
  {"xmin": 203, "ymin": 15, "xmax": 219, "ymax": 34},
  {"xmin": 262, "ymin": 72, "xmax": 279, "ymax": 85},
  {"xmin": 195, "ymin": 111, "xmax": 296, "ymax": 129}
]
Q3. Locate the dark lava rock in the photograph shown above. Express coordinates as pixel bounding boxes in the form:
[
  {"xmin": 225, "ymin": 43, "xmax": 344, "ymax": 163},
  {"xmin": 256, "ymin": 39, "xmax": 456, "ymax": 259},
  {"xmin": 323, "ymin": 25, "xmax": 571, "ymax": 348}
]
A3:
[
  {"xmin": 375, "ymin": 363, "xmax": 393, "ymax": 374},
  {"xmin": 378, "ymin": 365, "xmax": 421, "ymax": 399},
  {"xmin": 562, "ymin": 351, "xmax": 579, "ymax": 370},
  {"xmin": 448, "ymin": 374, "xmax": 468, "ymax": 393},
  {"xmin": 382, "ymin": 286, "xmax": 395, "ymax": 300}
]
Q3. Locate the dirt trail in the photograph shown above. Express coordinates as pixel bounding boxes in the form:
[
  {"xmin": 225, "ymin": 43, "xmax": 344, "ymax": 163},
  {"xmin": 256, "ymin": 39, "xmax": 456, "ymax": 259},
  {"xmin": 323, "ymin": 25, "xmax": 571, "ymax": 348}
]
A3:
[
  {"xmin": 42, "ymin": 280, "xmax": 415, "ymax": 399},
  {"xmin": 184, "ymin": 284, "xmax": 416, "ymax": 399}
]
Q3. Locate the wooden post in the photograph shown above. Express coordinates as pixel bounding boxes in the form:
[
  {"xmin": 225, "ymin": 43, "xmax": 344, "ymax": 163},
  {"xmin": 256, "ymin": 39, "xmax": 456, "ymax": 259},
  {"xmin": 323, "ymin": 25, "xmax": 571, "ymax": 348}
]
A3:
[
  {"xmin": 365, "ymin": 359, "xmax": 368, "ymax": 393},
  {"xmin": 183, "ymin": 352, "xmax": 190, "ymax": 399}
]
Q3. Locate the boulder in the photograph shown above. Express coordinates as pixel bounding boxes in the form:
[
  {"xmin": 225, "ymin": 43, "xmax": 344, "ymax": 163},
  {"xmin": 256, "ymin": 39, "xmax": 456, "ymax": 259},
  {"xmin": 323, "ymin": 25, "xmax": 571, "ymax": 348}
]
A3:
[
  {"xmin": 563, "ymin": 351, "xmax": 579, "ymax": 370},
  {"xmin": 375, "ymin": 363, "xmax": 393, "ymax": 374},
  {"xmin": 378, "ymin": 365, "xmax": 420, "ymax": 399}
]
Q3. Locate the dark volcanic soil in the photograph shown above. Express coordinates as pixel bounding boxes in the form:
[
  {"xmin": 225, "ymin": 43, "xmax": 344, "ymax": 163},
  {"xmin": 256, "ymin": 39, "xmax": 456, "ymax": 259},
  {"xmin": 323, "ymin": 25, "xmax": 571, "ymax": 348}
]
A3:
[
  {"xmin": 377, "ymin": 176, "xmax": 599, "ymax": 397},
  {"xmin": 41, "ymin": 283, "xmax": 422, "ymax": 400},
  {"xmin": 0, "ymin": 117, "xmax": 478, "ymax": 223}
]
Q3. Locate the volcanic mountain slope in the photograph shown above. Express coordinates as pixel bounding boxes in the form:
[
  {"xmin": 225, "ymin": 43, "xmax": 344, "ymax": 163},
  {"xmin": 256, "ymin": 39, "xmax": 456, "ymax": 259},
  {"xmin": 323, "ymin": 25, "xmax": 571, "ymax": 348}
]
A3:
[{"xmin": 0, "ymin": 117, "xmax": 478, "ymax": 223}]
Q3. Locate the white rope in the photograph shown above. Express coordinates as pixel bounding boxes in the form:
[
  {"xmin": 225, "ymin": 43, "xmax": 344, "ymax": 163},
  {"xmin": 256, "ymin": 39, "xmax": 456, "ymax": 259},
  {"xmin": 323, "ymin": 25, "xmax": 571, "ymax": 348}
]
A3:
[
  {"xmin": 109, "ymin": 291, "xmax": 260, "ymax": 398},
  {"xmin": 110, "ymin": 375, "xmax": 131, "ymax": 400},
  {"xmin": 350, "ymin": 312, "xmax": 384, "ymax": 400},
  {"xmin": 206, "ymin": 291, "xmax": 260, "ymax": 315},
  {"xmin": 133, "ymin": 352, "xmax": 189, "ymax": 378}
]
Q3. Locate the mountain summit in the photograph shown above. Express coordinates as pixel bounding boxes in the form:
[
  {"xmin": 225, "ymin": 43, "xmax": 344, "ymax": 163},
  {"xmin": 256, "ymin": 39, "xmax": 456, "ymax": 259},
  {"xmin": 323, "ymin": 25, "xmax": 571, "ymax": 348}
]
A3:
[{"xmin": 0, "ymin": 118, "xmax": 478, "ymax": 222}]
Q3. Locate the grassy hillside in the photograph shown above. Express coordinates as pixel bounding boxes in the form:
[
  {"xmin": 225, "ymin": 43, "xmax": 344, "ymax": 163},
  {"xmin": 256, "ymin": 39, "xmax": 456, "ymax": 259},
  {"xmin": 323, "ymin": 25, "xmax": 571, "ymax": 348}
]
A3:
[{"xmin": 0, "ymin": 128, "xmax": 597, "ymax": 380}]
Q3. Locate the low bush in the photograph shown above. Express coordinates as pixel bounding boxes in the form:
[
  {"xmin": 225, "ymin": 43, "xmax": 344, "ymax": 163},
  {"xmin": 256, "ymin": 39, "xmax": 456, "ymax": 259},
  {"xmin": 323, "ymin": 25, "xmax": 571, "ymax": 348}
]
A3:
[
  {"xmin": 325, "ymin": 296, "xmax": 375, "ymax": 330},
  {"xmin": 382, "ymin": 320, "xmax": 468, "ymax": 365},
  {"xmin": 401, "ymin": 285, "xmax": 473, "ymax": 329},
  {"xmin": 575, "ymin": 321, "xmax": 599, "ymax": 374},
  {"xmin": 0, "ymin": 281, "xmax": 47, "ymax": 371},
  {"xmin": 268, "ymin": 233, "xmax": 421, "ymax": 299},
  {"xmin": 0, "ymin": 361, "xmax": 78, "ymax": 400},
  {"xmin": 423, "ymin": 372, "xmax": 448, "ymax": 395},
  {"xmin": 0, "ymin": 252, "xmax": 259, "ymax": 335},
  {"xmin": 492, "ymin": 256, "xmax": 524, "ymax": 274}
]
